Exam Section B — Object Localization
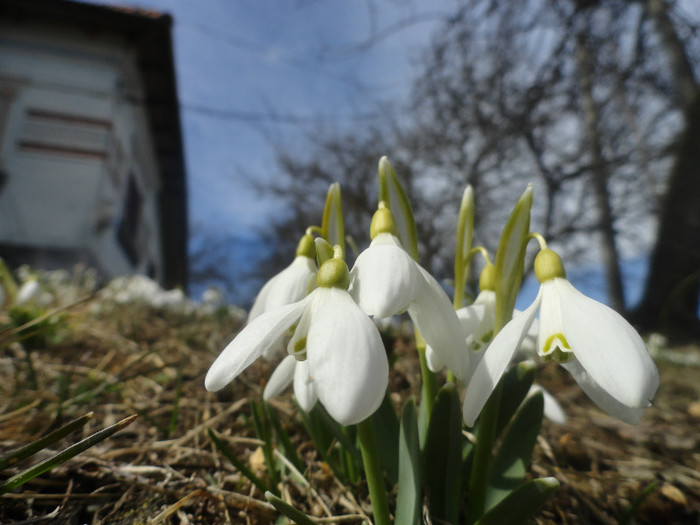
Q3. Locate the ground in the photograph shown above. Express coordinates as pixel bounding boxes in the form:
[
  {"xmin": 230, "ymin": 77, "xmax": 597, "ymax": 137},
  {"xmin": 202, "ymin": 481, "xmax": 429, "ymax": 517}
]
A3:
[{"xmin": 0, "ymin": 276, "xmax": 698, "ymax": 524}]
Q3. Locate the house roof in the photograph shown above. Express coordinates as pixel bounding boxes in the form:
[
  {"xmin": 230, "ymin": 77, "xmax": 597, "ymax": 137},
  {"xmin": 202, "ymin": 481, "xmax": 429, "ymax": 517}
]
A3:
[{"xmin": 0, "ymin": 0, "xmax": 189, "ymax": 290}]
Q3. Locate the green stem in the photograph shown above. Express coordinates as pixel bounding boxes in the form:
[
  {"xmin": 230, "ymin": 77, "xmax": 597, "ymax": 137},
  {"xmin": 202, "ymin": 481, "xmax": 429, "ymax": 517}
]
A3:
[
  {"xmin": 357, "ymin": 418, "xmax": 391, "ymax": 525},
  {"xmin": 417, "ymin": 343, "xmax": 437, "ymax": 422}
]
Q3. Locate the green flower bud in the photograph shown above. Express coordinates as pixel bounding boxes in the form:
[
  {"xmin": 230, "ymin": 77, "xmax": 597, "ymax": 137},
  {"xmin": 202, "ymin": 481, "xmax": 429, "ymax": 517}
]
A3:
[
  {"xmin": 296, "ymin": 233, "xmax": 316, "ymax": 259},
  {"xmin": 369, "ymin": 202, "xmax": 397, "ymax": 240},
  {"xmin": 534, "ymin": 248, "xmax": 566, "ymax": 283},
  {"xmin": 479, "ymin": 263, "xmax": 496, "ymax": 292},
  {"xmin": 317, "ymin": 257, "xmax": 350, "ymax": 289}
]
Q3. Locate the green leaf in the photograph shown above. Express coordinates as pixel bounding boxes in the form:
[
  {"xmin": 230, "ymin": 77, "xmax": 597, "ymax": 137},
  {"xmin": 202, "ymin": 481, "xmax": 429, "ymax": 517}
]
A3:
[
  {"xmin": 454, "ymin": 185, "xmax": 475, "ymax": 307},
  {"xmin": 618, "ymin": 481, "xmax": 658, "ymax": 525},
  {"xmin": 485, "ymin": 391, "xmax": 544, "ymax": 511},
  {"xmin": 494, "ymin": 185, "xmax": 532, "ymax": 330},
  {"xmin": 0, "ymin": 414, "xmax": 137, "ymax": 495},
  {"xmin": 207, "ymin": 428, "xmax": 273, "ymax": 496},
  {"xmin": 475, "ymin": 477, "xmax": 559, "ymax": 525},
  {"xmin": 378, "ymin": 156, "xmax": 418, "ymax": 260},
  {"xmin": 423, "ymin": 383, "xmax": 463, "ymax": 523},
  {"xmin": 251, "ymin": 401, "xmax": 280, "ymax": 488},
  {"xmin": 495, "ymin": 361, "xmax": 537, "ymax": 437},
  {"xmin": 314, "ymin": 237, "xmax": 335, "ymax": 267},
  {"xmin": 265, "ymin": 491, "xmax": 317, "ymax": 525},
  {"xmin": 321, "ymin": 182, "xmax": 345, "ymax": 258},
  {"xmin": 395, "ymin": 398, "xmax": 422, "ymax": 525},
  {"xmin": 369, "ymin": 391, "xmax": 400, "ymax": 485},
  {"xmin": 264, "ymin": 403, "xmax": 305, "ymax": 474},
  {"xmin": 0, "ymin": 412, "xmax": 94, "ymax": 471}
]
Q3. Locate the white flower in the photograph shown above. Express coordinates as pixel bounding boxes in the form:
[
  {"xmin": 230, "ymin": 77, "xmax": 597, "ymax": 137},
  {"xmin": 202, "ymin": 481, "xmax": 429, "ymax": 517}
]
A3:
[
  {"xmin": 528, "ymin": 384, "xmax": 567, "ymax": 425},
  {"xmin": 206, "ymin": 257, "xmax": 388, "ymax": 426},
  {"xmin": 248, "ymin": 255, "xmax": 316, "ymax": 321},
  {"xmin": 462, "ymin": 249, "xmax": 659, "ymax": 426},
  {"xmin": 350, "ymin": 230, "xmax": 469, "ymax": 379}
]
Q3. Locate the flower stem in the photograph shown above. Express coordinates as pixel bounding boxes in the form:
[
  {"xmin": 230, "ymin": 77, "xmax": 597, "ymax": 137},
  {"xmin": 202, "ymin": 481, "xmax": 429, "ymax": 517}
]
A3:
[
  {"xmin": 357, "ymin": 418, "xmax": 391, "ymax": 525},
  {"xmin": 417, "ymin": 342, "xmax": 437, "ymax": 421}
]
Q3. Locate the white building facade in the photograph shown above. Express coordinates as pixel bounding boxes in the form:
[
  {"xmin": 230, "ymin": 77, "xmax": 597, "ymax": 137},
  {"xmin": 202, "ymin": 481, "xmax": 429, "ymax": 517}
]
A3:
[{"xmin": 0, "ymin": 0, "xmax": 187, "ymax": 289}]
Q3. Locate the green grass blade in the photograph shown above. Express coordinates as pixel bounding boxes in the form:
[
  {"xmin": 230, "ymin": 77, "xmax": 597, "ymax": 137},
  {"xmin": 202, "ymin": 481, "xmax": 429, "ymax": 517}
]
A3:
[
  {"xmin": 0, "ymin": 414, "xmax": 136, "ymax": 495},
  {"xmin": 265, "ymin": 491, "xmax": 317, "ymax": 525},
  {"xmin": 0, "ymin": 412, "xmax": 94, "ymax": 471},
  {"xmin": 207, "ymin": 428, "xmax": 274, "ymax": 496}
]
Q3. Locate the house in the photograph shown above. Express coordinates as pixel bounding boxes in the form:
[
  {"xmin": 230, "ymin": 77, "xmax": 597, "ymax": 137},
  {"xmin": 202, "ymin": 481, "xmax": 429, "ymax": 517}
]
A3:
[{"xmin": 0, "ymin": 0, "xmax": 188, "ymax": 291}]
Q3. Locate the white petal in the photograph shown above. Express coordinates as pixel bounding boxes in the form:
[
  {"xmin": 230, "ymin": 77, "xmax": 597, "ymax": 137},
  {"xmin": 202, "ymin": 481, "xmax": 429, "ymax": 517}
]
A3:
[
  {"xmin": 205, "ymin": 297, "xmax": 311, "ymax": 391},
  {"xmin": 263, "ymin": 355, "xmax": 297, "ymax": 400},
  {"xmin": 555, "ymin": 279, "xmax": 659, "ymax": 409},
  {"xmin": 425, "ymin": 345, "xmax": 444, "ymax": 372},
  {"xmin": 249, "ymin": 256, "xmax": 316, "ymax": 321},
  {"xmin": 307, "ymin": 288, "xmax": 389, "ymax": 425},
  {"xmin": 562, "ymin": 359, "xmax": 646, "ymax": 424},
  {"xmin": 293, "ymin": 359, "xmax": 318, "ymax": 412},
  {"xmin": 528, "ymin": 384, "xmax": 567, "ymax": 425},
  {"xmin": 349, "ymin": 233, "xmax": 421, "ymax": 319},
  {"xmin": 462, "ymin": 289, "xmax": 542, "ymax": 426},
  {"xmin": 408, "ymin": 267, "xmax": 469, "ymax": 379}
]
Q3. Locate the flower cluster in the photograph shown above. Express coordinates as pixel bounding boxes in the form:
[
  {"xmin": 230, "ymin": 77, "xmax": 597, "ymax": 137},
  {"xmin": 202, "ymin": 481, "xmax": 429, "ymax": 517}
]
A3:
[{"xmin": 205, "ymin": 163, "xmax": 658, "ymax": 431}]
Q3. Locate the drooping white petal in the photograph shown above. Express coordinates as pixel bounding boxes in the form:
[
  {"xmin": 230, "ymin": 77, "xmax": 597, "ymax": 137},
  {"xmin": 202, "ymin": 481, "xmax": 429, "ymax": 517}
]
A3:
[
  {"xmin": 249, "ymin": 256, "xmax": 316, "ymax": 321},
  {"xmin": 205, "ymin": 297, "xmax": 311, "ymax": 391},
  {"xmin": 562, "ymin": 359, "xmax": 646, "ymax": 424},
  {"xmin": 349, "ymin": 233, "xmax": 421, "ymax": 319},
  {"xmin": 462, "ymin": 289, "xmax": 542, "ymax": 426},
  {"xmin": 306, "ymin": 288, "xmax": 389, "ymax": 426},
  {"xmin": 263, "ymin": 355, "xmax": 297, "ymax": 400},
  {"xmin": 528, "ymin": 384, "xmax": 567, "ymax": 425},
  {"xmin": 554, "ymin": 278, "xmax": 659, "ymax": 409},
  {"xmin": 425, "ymin": 345, "xmax": 444, "ymax": 372},
  {"xmin": 408, "ymin": 266, "xmax": 470, "ymax": 380},
  {"xmin": 293, "ymin": 359, "xmax": 318, "ymax": 412}
]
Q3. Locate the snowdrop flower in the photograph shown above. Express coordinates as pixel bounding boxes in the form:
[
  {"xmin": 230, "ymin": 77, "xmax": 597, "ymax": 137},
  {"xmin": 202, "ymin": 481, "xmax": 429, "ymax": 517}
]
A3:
[
  {"xmin": 463, "ymin": 248, "xmax": 659, "ymax": 426},
  {"xmin": 528, "ymin": 384, "xmax": 567, "ymax": 425},
  {"xmin": 206, "ymin": 250, "xmax": 388, "ymax": 426},
  {"xmin": 349, "ymin": 203, "xmax": 469, "ymax": 379},
  {"xmin": 248, "ymin": 232, "xmax": 317, "ymax": 321}
]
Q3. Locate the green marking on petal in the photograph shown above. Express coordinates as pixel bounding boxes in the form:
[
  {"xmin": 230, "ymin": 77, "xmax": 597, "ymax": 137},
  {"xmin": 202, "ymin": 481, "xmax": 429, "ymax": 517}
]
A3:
[
  {"xmin": 540, "ymin": 333, "xmax": 573, "ymax": 363},
  {"xmin": 291, "ymin": 337, "xmax": 307, "ymax": 361},
  {"xmin": 480, "ymin": 330, "xmax": 494, "ymax": 344}
]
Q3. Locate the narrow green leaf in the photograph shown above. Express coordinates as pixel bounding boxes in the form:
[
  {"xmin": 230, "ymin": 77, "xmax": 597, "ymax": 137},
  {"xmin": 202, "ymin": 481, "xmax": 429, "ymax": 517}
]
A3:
[
  {"xmin": 314, "ymin": 237, "xmax": 335, "ymax": 267},
  {"xmin": 167, "ymin": 364, "xmax": 184, "ymax": 438},
  {"xmin": 0, "ymin": 412, "xmax": 94, "ymax": 471},
  {"xmin": 395, "ymin": 398, "xmax": 422, "ymax": 525},
  {"xmin": 207, "ymin": 428, "xmax": 273, "ymax": 496},
  {"xmin": 495, "ymin": 361, "xmax": 537, "ymax": 437},
  {"xmin": 618, "ymin": 481, "xmax": 658, "ymax": 525},
  {"xmin": 369, "ymin": 391, "xmax": 400, "ymax": 485},
  {"xmin": 265, "ymin": 491, "xmax": 317, "ymax": 525},
  {"xmin": 494, "ymin": 185, "xmax": 532, "ymax": 330},
  {"xmin": 264, "ymin": 403, "xmax": 305, "ymax": 474},
  {"xmin": 486, "ymin": 392, "xmax": 544, "ymax": 511},
  {"xmin": 0, "ymin": 414, "xmax": 137, "ymax": 494},
  {"xmin": 423, "ymin": 383, "xmax": 463, "ymax": 524},
  {"xmin": 251, "ymin": 401, "xmax": 280, "ymax": 488},
  {"xmin": 454, "ymin": 185, "xmax": 475, "ymax": 308},
  {"xmin": 378, "ymin": 156, "xmax": 418, "ymax": 260},
  {"xmin": 475, "ymin": 477, "xmax": 559, "ymax": 525},
  {"xmin": 321, "ymin": 182, "xmax": 345, "ymax": 258}
]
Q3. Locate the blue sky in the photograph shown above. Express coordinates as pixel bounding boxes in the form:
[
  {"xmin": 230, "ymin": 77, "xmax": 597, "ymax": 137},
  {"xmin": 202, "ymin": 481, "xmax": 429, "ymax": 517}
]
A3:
[{"xmin": 89, "ymin": 0, "xmax": 456, "ymax": 239}]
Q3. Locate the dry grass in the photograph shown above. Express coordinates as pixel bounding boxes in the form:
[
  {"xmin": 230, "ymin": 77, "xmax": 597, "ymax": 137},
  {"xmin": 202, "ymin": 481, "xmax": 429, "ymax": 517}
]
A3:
[{"xmin": 0, "ymin": 272, "xmax": 699, "ymax": 524}]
